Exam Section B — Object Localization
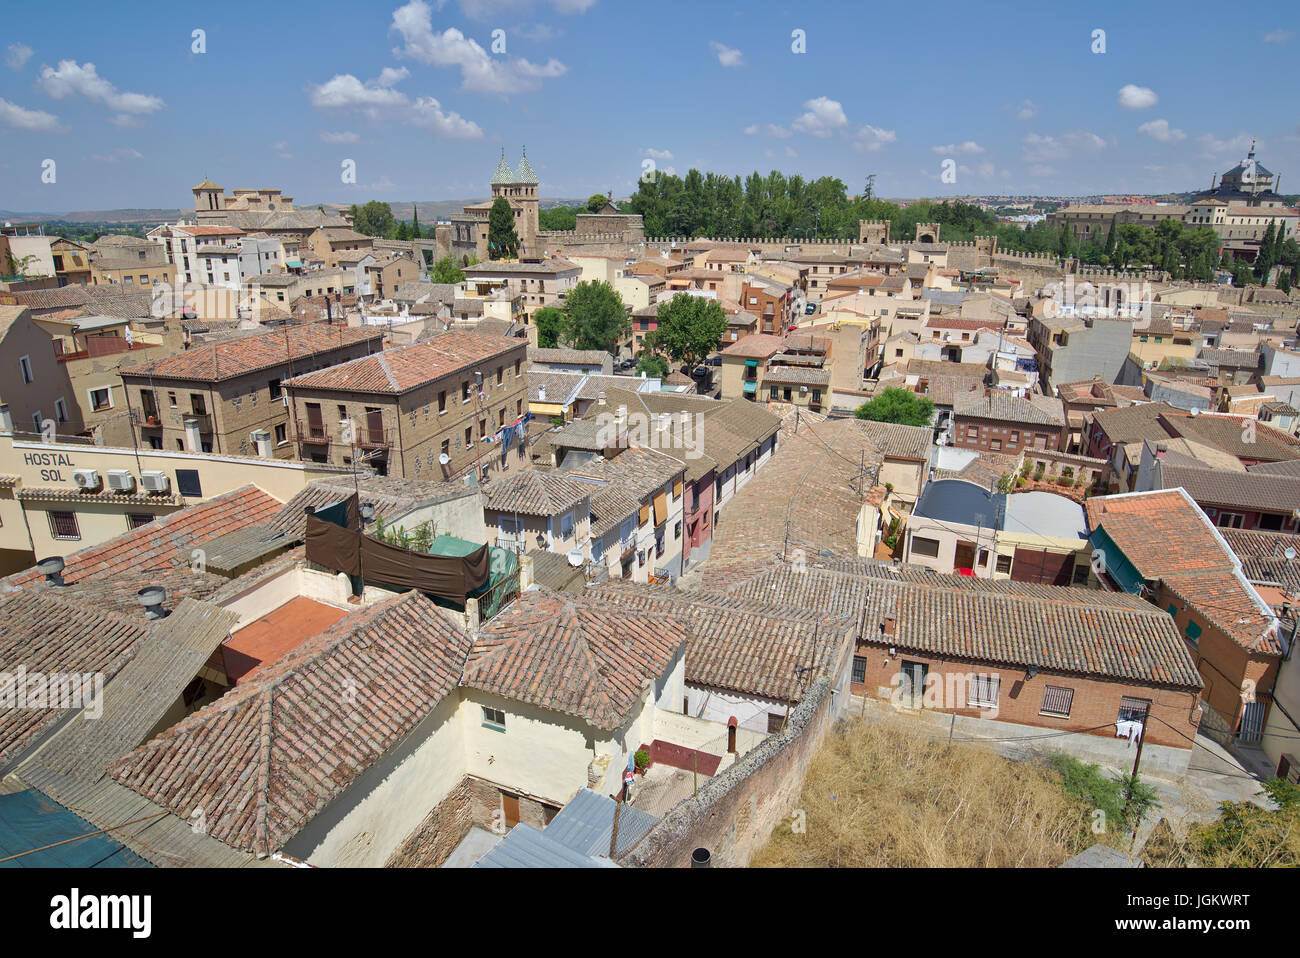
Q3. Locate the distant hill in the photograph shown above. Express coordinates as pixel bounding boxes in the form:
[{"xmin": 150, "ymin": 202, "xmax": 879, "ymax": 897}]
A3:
[{"xmin": 2, "ymin": 198, "xmax": 590, "ymax": 228}]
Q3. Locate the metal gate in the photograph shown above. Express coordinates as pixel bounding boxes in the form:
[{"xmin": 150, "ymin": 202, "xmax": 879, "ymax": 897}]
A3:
[{"xmin": 1239, "ymin": 700, "xmax": 1266, "ymax": 743}]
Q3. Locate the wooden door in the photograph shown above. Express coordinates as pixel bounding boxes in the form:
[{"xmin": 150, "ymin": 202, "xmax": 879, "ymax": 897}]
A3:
[{"xmin": 502, "ymin": 792, "xmax": 520, "ymax": 828}]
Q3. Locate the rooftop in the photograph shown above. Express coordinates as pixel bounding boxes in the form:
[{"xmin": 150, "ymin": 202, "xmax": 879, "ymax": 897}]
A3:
[
  {"xmin": 283, "ymin": 331, "xmax": 523, "ymax": 394},
  {"xmin": 121, "ymin": 324, "xmax": 381, "ymax": 383}
]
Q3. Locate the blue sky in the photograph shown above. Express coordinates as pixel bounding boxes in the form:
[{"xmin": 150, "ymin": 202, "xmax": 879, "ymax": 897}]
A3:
[{"xmin": 1, "ymin": 0, "xmax": 1297, "ymax": 212}]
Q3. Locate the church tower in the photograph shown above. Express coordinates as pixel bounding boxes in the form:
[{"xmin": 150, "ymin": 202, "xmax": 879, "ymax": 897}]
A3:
[{"xmin": 488, "ymin": 148, "xmax": 539, "ymax": 256}]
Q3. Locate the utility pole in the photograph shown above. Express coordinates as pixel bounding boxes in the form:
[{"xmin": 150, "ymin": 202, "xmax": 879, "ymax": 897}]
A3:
[{"xmin": 1125, "ymin": 704, "xmax": 1149, "ymax": 851}]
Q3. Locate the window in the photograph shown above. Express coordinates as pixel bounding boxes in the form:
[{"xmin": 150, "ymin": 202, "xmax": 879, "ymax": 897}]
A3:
[
  {"xmin": 168, "ymin": 391, "xmax": 177, "ymax": 407},
  {"xmin": 465, "ymin": 426, "xmax": 473, "ymax": 448},
  {"xmin": 995, "ymin": 554, "xmax": 1013, "ymax": 575},
  {"xmin": 481, "ymin": 706, "xmax": 506, "ymax": 731},
  {"xmin": 19, "ymin": 355, "xmax": 33, "ymax": 384},
  {"xmin": 268, "ymin": 378, "xmax": 282, "ymax": 400},
  {"xmin": 275, "ymin": 424, "xmax": 287, "ymax": 444},
  {"xmin": 127, "ymin": 513, "xmax": 155, "ymax": 529},
  {"xmin": 1184, "ymin": 619, "xmax": 1203, "ymax": 642},
  {"xmin": 175, "ymin": 469, "xmax": 202, "ymax": 498},
  {"xmin": 769, "ymin": 386, "xmax": 779, "ymax": 400},
  {"xmin": 48, "ymin": 511, "xmax": 80, "ymax": 540},
  {"xmin": 438, "ymin": 390, "xmax": 447, "ymax": 413},
  {"xmin": 89, "ymin": 387, "xmax": 112, "ymax": 411},
  {"xmin": 767, "ymin": 713, "xmax": 786, "ymax": 734},
  {"xmin": 673, "ymin": 519, "xmax": 682, "ymax": 539},
  {"xmin": 1039, "ymin": 685, "xmax": 1074, "ymax": 717},
  {"xmin": 1118, "ymin": 696, "xmax": 1150, "ymax": 723},
  {"xmin": 559, "ymin": 511, "xmax": 575, "ymax": 540},
  {"xmin": 966, "ymin": 426, "xmax": 979, "ymax": 439},
  {"xmin": 462, "ymin": 381, "xmax": 470, "ymax": 403},
  {"xmin": 851, "ymin": 655, "xmax": 867, "ymax": 684},
  {"xmin": 968, "ymin": 673, "xmax": 1000, "ymax": 708},
  {"xmin": 990, "ymin": 439, "xmax": 1002, "ymax": 452},
  {"xmin": 910, "ymin": 535, "xmax": 940, "ymax": 558},
  {"xmin": 54, "ymin": 398, "xmax": 68, "ymax": 423}
]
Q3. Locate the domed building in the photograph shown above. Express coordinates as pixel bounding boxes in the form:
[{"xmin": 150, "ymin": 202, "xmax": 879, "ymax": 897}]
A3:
[
  {"xmin": 441, "ymin": 148, "xmax": 541, "ymax": 265},
  {"xmin": 1193, "ymin": 139, "xmax": 1286, "ymax": 208}
]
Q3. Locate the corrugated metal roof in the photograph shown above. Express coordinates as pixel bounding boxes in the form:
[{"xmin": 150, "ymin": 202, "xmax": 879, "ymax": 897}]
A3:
[
  {"xmin": 543, "ymin": 788, "xmax": 658, "ymax": 859},
  {"xmin": 473, "ymin": 823, "xmax": 619, "ymax": 868}
]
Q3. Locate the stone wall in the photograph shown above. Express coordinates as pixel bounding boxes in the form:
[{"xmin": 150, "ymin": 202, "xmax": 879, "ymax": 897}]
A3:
[{"xmin": 620, "ymin": 676, "xmax": 837, "ymax": 868}]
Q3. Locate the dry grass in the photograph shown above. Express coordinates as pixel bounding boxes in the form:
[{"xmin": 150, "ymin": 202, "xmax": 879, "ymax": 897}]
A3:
[{"xmin": 752, "ymin": 715, "xmax": 1091, "ymax": 867}]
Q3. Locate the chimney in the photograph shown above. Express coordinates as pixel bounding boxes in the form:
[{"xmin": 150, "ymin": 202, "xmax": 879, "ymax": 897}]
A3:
[
  {"xmin": 136, "ymin": 585, "xmax": 169, "ymax": 620},
  {"xmin": 538, "ymin": 384, "xmax": 546, "ymax": 403},
  {"xmin": 879, "ymin": 615, "xmax": 897, "ymax": 636},
  {"xmin": 1155, "ymin": 441, "xmax": 1167, "ymax": 460},
  {"xmin": 36, "ymin": 556, "xmax": 66, "ymax": 586},
  {"xmin": 598, "ymin": 391, "xmax": 606, "ymax": 407}
]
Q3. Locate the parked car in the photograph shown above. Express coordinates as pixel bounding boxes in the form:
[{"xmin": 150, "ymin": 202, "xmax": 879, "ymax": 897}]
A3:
[
  {"xmin": 704, "ymin": 355, "xmax": 722, "ymax": 366},
  {"xmin": 805, "ymin": 302, "xmax": 818, "ymax": 315}
]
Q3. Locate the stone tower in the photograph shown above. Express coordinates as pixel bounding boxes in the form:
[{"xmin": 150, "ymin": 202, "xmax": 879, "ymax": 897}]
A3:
[
  {"xmin": 915, "ymin": 222, "xmax": 940, "ymax": 243},
  {"xmin": 490, "ymin": 148, "xmax": 540, "ymax": 256},
  {"xmin": 192, "ymin": 179, "xmax": 224, "ymax": 212},
  {"xmin": 859, "ymin": 219, "xmax": 890, "ymax": 244}
]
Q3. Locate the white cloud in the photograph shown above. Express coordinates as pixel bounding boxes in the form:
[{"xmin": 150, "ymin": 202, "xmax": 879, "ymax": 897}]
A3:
[
  {"xmin": 1137, "ymin": 118, "xmax": 1186, "ymax": 143},
  {"xmin": 320, "ymin": 130, "xmax": 360, "ymax": 143},
  {"xmin": 1198, "ymin": 132, "xmax": 1254, "ymax": 157},
  {"xmin": 785, "ymin": 146, "xmax": 797, "ymax": 157},
  {"xmin": 851, "ymin": 124, "xmax": 896, "ymax": 153},
  {"xmin": 1022, "ymin": 130, "xmax": 1105, "ymax": 162},
  {"xmin": 37, "ymin": 60, "xmax": 165, "ymax": 115},
  {"xmin": 642, "ymin": 147, "xmax": 674, "ymax": 160},
  {"xmin": 408, "ymin": 95, "xmax": 483, "ymax": 138},
  {"xmin": 392, "ymin": 0, "xmax": 566, "ymax": 96},
  {"xmin": 931, "ymin": 140, "xmax": 984, "ymax": 155},
  {"xmin": 1263, "ymin": 29, "xmax": 1292, "ymax": 44},
  {"xmin": 310, "ymin": 69, "xmax": 483, "ymax": 139},
  {"xmin": 515, "ymin": 23, "xmax": 561, "ymax": 42},
  {"xmin": 746, "ymin": 122, "xmax": 792, "ymax": 139},
  {"xmin": 709, "ymin": 41, "xmax": 744, "ymax": 68},
  {"xmin": 309, "ymin": 72, "xmax": 408, "ymax": 110},
  {"xmin": 0, "ymin": 97, "xmax": 60, "ymax": 131},
  {"xmin": 976, "ymin": 161, "xmax": 995, "ymax": 178},
  {"xmin": 1117, "ymin": 84, "xmax": 1158, "ymax": 110},
  {"xmin": 1015, "ymin": 99, "xmax": 1038, "ymax": 120},
  {"xmin": 791, "ymin": 96, "xmax": 847, "ymax": 137},
  {"xmin": 5, "ymin": 43, "xmax": 33, "ymax": 71},
  {"xmin": 90, "ymin": 147, "xmax": 143, "ymax": 163}
]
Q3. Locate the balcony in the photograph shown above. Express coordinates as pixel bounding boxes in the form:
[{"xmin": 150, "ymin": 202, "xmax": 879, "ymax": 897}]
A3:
[
  {"xmin": 355, "ymin": 426, "xmax": 390, "ymax": 450},
  {"xmin": 182, "ymin": 412, "xmax": 213, "ymax": 434},
  {"xmin": 297, "ymin": 420, "xmax": 330, "ymax": 445}
]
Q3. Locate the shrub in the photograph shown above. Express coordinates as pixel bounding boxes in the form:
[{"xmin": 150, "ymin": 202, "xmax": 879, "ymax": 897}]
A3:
[{"xmin": 634, "ymin": 748, "xmax": 650, "ymax": 770}]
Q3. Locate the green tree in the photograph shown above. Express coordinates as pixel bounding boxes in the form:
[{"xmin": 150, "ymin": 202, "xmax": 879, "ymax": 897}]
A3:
[
  {"xmin": 854, "ymin": 387, "xmax": 935, "ymax": 427},
  {"xmin": 534, "ymin": 306, "xmax": 564, "ymax": 349},
  {"xmin": 411, "ymin": 204, "xmax": 421, "ymax": 239},
  {"xmin": 487, "ymin": 196, "xmax": 520, "ymax": 259},
  {"xmin": 431, "ymin": 255, "xmax": 465, "ymax": 285},
  {"xmin": 351, "ymin": 201, "xmax": 397, "ymax": 238},
  {"xmin": 634, "ymin": 352, "xmax": 670, "ymax": 378},
  {"xmin": 586, "ymin": 193, "xmax": 610, "ymax": 213},
  {"xmin": 646, "ymin": 293, "xmax": 728, "ymax": 372},
  {"xmin": 560, "ymin": 281, "xmax": 628, "ymax": 353},
  {"xmin": 1189, "ymin": 778, "xmax": 1300, "ymax": 867}
]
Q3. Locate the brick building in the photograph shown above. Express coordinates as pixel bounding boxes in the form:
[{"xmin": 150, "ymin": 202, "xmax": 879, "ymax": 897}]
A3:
[
  {"xmin": 952, "ymin": 392, "xmax": 1066, "ymax": 453},
  {"xmin": 119, "ymin": 324, "xmax": 383, "ymax": 457},
  {"xmin": 283, "ymin": 331, "xmax": 529, "ymax": 480}
]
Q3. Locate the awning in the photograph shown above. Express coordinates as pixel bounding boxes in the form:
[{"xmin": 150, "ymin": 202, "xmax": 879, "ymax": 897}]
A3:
[
  {"xmin": 743, "ymin": 381, "xmax": 757, "ymax": 394},
  {"xmin": 744, "ymin": 359, "xmax": 759, "ymax": 367}
]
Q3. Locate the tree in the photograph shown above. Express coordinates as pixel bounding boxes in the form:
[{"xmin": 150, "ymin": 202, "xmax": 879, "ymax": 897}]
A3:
[
  {"xmin": 586, "ymin": 193, "xmax": 610, "ymax": 213},
  {"xmin": 647, "ymin": 293, "xmax": 728, "ymax": 372},
  {"xmin": 634, "ymin": 352, "xmax": 670, "ymax": 378},
  {"xmin": 351, "ymin": 201, "xmax": 397, "ymax": 238},
  {"xmin": 854, "ymin": 387, "xmax": 936, "ymax": 427},
  {"xmin": 431, "ymin": 255, "xmax": 465, "ymax": 285},
  {"xmin": 560, "ymin": 281, "xmax": 628, "ymax": 353},
  {"xmin": 411, "ymin": 204, "xmax": 421, "ymax": 239},
  {"xmin": 534, "ymin": 306, "xmax": 564, "ymax": 349},
  {"xmin": 487, "ymin": 196, "xmax": 519, "ymax": 259}
]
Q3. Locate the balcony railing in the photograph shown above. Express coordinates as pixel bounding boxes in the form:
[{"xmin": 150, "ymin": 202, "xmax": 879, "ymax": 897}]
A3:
[
  {"xmin": 297, "ymin": 420, "xmax": 329, "ymax": 444},
  {"xmin": 355, "ymin": 426, "xmax": 390, "ymax": 449},
  {"xmin": 182, "ymin": 412, "xmax": 213, "ymax": 433}
]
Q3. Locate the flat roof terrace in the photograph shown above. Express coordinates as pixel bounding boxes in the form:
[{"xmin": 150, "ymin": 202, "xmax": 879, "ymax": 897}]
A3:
[{"xmin": 221, "ymin": 596, "xmax": 351, "ymax": 685}]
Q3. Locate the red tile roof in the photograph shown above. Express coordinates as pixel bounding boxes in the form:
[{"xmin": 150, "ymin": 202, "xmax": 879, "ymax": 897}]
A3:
[
  {"xmin": 7, "ymin": 484, "xmax": 279, "ymax": 593},
  {"xmin": 108, "ymin": 591, "xmax": 472, "ymax": 856},
  {"xmin": 120, "ymin": 324, "xmax": 382, "ymax": 383},
  {"xmin": 283, "ymin": 331, "xmax": 524, "ymax": 394},
  {"xmin": 463, "ymin": 590, "xmax": 687, "ymax": 730}
]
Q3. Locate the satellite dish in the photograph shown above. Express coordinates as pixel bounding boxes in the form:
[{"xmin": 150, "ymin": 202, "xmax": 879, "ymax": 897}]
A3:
[
  {"xmin": 438, "ymin": 452, "xmax": 451, "ymax": 465},
  {"xmin": 1286, "ymin": 548, "xmax": 1297, "ymax": 562},
  {"xmin": 566, "ymin": 549, "xmax": 584, "ymax": 567}
]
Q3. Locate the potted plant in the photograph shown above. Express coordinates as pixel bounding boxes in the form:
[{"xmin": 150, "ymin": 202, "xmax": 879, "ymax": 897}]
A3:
[{"xmin": 634, "ymin": 748, "xmax": 650, "ymax": 774}]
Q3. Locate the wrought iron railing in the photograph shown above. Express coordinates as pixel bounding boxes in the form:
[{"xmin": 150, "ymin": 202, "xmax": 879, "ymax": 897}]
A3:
[{"xmin": 479, "ymin": 568, "xmax": 520, "ymax": 623}]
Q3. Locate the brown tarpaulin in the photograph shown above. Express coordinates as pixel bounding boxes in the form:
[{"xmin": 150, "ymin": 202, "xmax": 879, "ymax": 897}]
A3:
[{"xmin": 304, "ymin": 494, "xmax": 490, "ymax": 604}]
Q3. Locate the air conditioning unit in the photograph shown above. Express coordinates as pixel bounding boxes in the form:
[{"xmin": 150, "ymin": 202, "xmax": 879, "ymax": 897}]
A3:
[
  {"xmin": 140, "ymin": 470, "xmax": 170, "ymax": 493},
  {"xmin": 72, "ymin": 469, "xmax": 101, "ymax": 491},
  {"xmin": 106, "ymin": 469, "xmax": 136, "ymax": 493}
]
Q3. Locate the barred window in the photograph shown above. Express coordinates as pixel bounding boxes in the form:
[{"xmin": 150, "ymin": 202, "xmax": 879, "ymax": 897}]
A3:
[
  {"xmin": 1118, "ymin": 696, "xmax": 1151, "ymax": 723},
  {"xmin": 48, "ymin": 511, "xmax": 80, "ymax": 540},
  {"xmin": 968, "ymin": 673, "xmax": 1000, "ymax": 708},
  {"xmin": 1040, "ymin": 685, "xmax": 1074, "ymax": 717},
  {"xmin": 851, "ymin": 655, "xmax": 867, "ymax": 684}
]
